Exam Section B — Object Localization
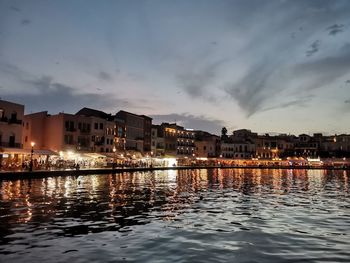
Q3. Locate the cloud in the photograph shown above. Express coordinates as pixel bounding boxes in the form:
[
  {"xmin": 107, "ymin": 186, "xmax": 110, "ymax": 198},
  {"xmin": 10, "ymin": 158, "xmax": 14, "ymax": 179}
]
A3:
[
  {"xmin": 176, "ymin": 59, "xmax": 228, "ymax": 101},
  {"xmin": 225, "ymin": 42, "xmax": 350, "ymax": 117},
  {"xmin": 346, "ymin": 80, "xmax": 350, "ymax": 84},
  {"xmin": 261, "ymin": 95, "xmax": 314, "ymax": 113},
  {"xmin": 10, "ymin": 6, "xmax": 21, "ymax": 12},
  {"xmin": 294, "ymin": 44, "xmax": 350, "ymax": 90},
  {"xmin": 4, "ymin": 76, "xmax": 126, "ymax": 114},
  {"xmin": 98, "ymin": 71, "xmax": 112, "ymax": 82},
  {"xmin": 326, "ymin": 24, "xmax": 345, "ymax": 35},
  {"xmin": 20, "ymin": 19, "xmax": 31, "ymax": 26},
  {"xmin": 0, "ymin": 63, "xmax": 138, "ymax": 114},
  {"xmin": 150, "ymin": 113, "xmax": 225, "ymax": 134},
  {"xmin": 224, "ymin": 61, "xmax": 278, "ymax": 117},
  {"xmin": 306, "ymin": 40, "xmax": 320, "ymax": 57},
  {"xmin": 345, "ymin": 99, "xmax": 350, "ymax": 104}
]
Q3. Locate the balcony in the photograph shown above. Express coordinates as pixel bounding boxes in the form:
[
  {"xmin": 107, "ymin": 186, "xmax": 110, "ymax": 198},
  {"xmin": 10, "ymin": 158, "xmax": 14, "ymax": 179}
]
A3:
[
  {"xmin": 0, "ymin": 117, "xmax": 8, "ymax": 123},
  {"xmin": 8, "ymin": 118, "xmax": 22, "ymax": 125}
]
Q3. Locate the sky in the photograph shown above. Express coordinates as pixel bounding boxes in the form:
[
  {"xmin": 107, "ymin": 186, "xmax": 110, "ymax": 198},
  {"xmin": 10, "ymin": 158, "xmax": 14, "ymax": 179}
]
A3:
[{"xmin": 1, "ymin": 0, "xmax": 350, "ymax": 135}]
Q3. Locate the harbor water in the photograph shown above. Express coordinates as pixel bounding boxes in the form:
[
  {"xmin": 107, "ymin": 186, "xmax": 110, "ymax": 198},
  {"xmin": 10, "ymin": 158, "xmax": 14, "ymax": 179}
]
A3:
[{"xmin": 0, "ymin": 169, "xmax": 349, "ymax": 262}]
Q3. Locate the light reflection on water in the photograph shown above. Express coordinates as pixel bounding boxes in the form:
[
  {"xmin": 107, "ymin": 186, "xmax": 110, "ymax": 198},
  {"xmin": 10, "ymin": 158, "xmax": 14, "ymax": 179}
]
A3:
[{"xmin": 0, "ymin": 169, "xmax": 349, "ymax": 262}]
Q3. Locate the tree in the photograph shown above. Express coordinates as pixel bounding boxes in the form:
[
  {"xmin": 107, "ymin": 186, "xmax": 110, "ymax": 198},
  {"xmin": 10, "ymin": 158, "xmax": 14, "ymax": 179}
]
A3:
[{"xmin": 221, "ymin": 127, "xmax": 228, "ymax": 139}]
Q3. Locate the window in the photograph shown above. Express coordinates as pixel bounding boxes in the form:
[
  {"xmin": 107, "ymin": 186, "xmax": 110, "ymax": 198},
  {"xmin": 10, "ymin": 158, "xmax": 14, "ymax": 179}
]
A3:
[
  {"xmin": 25, "ymin": 136, "xmax": 28, "ymax": 142},
  {"xmin": 100, "ymin": 123, "xmax": 103, "ymax": 129},
  {"xmin": 10, "ymin": 111, "xmax": 17, "ymax": 121},
  {"xmin": 78, "ymin": 122, "xmax": 82, "ymax": 130},
  {"xmin": 92, "ymin": 135, "xmax": 95, "ymax": 142},
  {"xmin": 106, "ymin": 138, "xmax": 109, "ymax": 144},
  {"xmin": 64, "ymin": 134, "xmax": 74, "ymax": 145},
  {"xmin": 26, "ymin": 122, "xmax": 29, "ymax": 129},
  {"xmin": 94, "ymin": 123, "xmax": 98, "ymax": 129},
  {"xmin": 0, "ymin": 108, "xmax": 4, "ymax": 118},
  {"xmin": 9, "ymin": 134, "xmax": 15, "ymax": 147}
]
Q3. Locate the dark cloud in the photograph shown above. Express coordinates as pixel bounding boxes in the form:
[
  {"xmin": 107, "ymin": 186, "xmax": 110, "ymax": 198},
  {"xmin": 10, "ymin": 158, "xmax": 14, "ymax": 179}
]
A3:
[
  {"xmin": 0, "ymin": 63, "xmax": 126, "ymax": 114},
  {"xmin": 176, "ymin": 59, "xmax": 227, "ymax": 101},
  {"xmin": 306, "ymin": 40, "xmax": 320, "ymax": 57},
  {"xmin": 345, "ymin": 99, "xmax": 350, "ymax": 104},
  {"xmin": 98, "ymin": 71, "xmax": 112, "ymax": 81},
  {"xmin": 10, "ymin": 6, "xmax": 21, "ymax": 12},
  {"xmin": 326, "ymin": 24, "xmax": 345, "ymax": 35},
  {"xmin": 225, "ymin": 61, "xmax": 276, "ymax": 117},
  {"xmin": 20, "ymin": 19, "xmax": 31, "ymax": 26},
  {"xmin": 260, "ymin": 95, "xmax": 314, "ymax": 113},
  {"xmin": 150, "ymin": 113, "xmax": 225, "ymax": 134},
  {"xmin": 4, "ymin": 76, "xmax": 125, "ymax": 114},
  {"xmin": 225, "ymin": 44, "xmax": 350, "ymax": 117},
  {"xmin": 294, "ymin": 44, "xmax": 350, "ymax": 90},
  {"xmin": 346, "ymin": 80, "xmax": 350, "ymax": 84}
]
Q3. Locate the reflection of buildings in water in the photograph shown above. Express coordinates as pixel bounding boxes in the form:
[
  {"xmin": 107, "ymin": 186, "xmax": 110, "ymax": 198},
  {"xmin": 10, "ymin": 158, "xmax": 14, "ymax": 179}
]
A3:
[
  {"xmin": 306, "ymin": 169, "xmax": 324, "ymax": 191},
  {"xmin": 343, "ymin": 171, "xmax": 348, "ymax": 192}
]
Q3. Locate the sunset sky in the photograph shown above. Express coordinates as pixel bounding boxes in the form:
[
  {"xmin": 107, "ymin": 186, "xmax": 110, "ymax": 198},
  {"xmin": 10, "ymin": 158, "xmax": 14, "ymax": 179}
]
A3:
[{"xmin": 1, "ymin": 0, "xmax": 350, "ymax": 135}]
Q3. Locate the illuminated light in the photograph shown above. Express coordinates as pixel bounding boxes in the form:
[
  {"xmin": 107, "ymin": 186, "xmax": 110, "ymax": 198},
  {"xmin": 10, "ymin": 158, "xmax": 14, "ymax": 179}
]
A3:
[
  {"xmin": 67, "ymin": 151, "xmax": 74, "ymax": 156},
  {"xmin": 59, "ymin": 151, "xmax": 63, "ymax": 157},
  {"xmin": 31, "ymin": 141, "xmax": 35, "ymax": 147}
]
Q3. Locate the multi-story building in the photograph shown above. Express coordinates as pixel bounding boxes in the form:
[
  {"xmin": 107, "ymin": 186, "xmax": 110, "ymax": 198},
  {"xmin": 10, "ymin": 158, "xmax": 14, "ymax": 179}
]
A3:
[
  {"xmin": 253, "ymin": 134, "xmax": 294, "ymax": 159},
  {"xmin": 157, "ymin": 123, "xmax": 196, "ymax": 157},
  {"xmin": 151, "ymin": 125, "xmax": 165, "ymax": 157},
  {"xmin": 321, "ymin": 134, "xmax": 350, "ymax": 157},
  {"xmin": 293, "ymin": 134, "xmax": 320, "ymax": 157},
  {"xmin": 176, "ymin": 126, "xmax": 196, "ymax": 157},
  {"xmin": 0, "ymin": 99, "xmax": 24, "ymax": 149},
  {"xmin": 23, "ymin": 111, "xmax": 115, "ymax": 153},
  {"xmin": 195, "ymin": 131, "xmax": 220, "ymax": 158},
  {"xmin": 115, "ymin": 110, "xmax": 152, "ymax": 153},
  {"xmin": 220, "ymin": 138, "xmax": 255, "ymax": 159},
  {"xmin": 141, "ymin": 115, "xmax": 152, "ymax": 152}
]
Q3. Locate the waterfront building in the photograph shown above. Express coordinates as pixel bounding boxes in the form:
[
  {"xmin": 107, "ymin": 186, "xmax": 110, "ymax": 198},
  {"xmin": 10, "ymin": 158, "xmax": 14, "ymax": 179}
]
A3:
[
  {"xmin": 321, "ymin": 134, "xmax": 350, "ymax": 157},
  {"xmin": 115, "ymin": 110, "xmax": 152, "ymax": 153},
  {"xmin": 293, "ymin": 134, "xmax": 320, "ymax": 157},
  {"xmin": 253, "ymin": 134, "xmax": 294, "ymax": 159},
  {"xmin": 156, "ymin": 123, "xmax": 196, "ymax": 158},
  {"xmin": 0, "ymin": 99, "xmax": 24, "ymax": 149},
  {"xmin": 76, "ymin": 107, "xmax": 125, "ymax": 152},
  {"xmin": 0, "ymin": 99, "xmax": 25, "ymax": 168},
  {"xmin": 23, "ymin": 111, "xmax": 115, "ymax": 154},
  {"xmin": 151, "ymin": 125, "xmax": 165, "ymax": 157},
  {"xmin": 194, "ymin": 131, "xmax": 220, "ymax": 158},
  {"xmin": 176, "ymin": 126, "xmax": 196, "ymax": 157},
  {"xmin": 220, "ymin": 138, "xmax": 255, "ymax": 159}
]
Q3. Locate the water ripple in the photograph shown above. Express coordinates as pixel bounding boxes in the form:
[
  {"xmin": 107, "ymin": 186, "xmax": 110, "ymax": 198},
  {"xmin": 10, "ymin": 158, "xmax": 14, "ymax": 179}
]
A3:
[{"xmin": 0, "ymin": 169, "xmax": 349, "ymax": 262}]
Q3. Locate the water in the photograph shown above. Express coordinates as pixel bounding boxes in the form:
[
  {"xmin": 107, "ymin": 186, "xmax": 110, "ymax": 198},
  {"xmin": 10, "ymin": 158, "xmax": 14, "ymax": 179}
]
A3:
[{"xmin": 0, "ymin": 169, "xmax": 349, "ymax": 262}]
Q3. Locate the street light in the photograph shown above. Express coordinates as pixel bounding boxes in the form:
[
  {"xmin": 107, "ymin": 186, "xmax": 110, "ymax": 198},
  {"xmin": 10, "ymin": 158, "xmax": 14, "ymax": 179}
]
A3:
[
  {"xmin": 29, "ymin": 142, "xmax": 35, "ymax": 172},
  {"xmin": 112, "ymin": 146, "xmax": 116, "ymax": 169},
  {"xmin": 150, "ymin": 151, "xmax": 153, "ymax": 168}
]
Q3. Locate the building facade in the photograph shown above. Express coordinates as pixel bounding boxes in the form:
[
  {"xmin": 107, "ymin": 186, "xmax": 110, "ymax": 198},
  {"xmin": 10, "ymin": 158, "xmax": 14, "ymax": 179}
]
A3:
[
  {"xmin": 0, "ymin": 99, "xmax": 24, "ymax": 149},
  {"xmin": 115, "ymin": 110, "xmax": 152, "ymax": 153},
  {"xmin": 23, "ymin": 111, "xmax": 115, "ymax": 153}
]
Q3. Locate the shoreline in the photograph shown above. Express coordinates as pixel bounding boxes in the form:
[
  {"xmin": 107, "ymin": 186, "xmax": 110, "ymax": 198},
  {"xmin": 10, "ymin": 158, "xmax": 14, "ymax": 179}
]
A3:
[{"xmin": 0, "ymin": 165, "xmax": 349, "ymax": 181}]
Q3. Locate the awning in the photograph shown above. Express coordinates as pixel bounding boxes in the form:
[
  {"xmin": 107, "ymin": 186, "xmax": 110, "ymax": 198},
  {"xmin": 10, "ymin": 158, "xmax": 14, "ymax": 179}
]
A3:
[
  {"xmin": 83, "ymin": 153, "xmax": 107, "ymax": 158},
  {"xmin": 0, "ymin": 148, "xmax": 59, "ymax": 155},
  {"xmin": 33, "ymin": 149, "xmax": 59, "ymax": 156},
  {"xmin": 0, "ymin": 148, "xmax": 29, "ymax": 154}
]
